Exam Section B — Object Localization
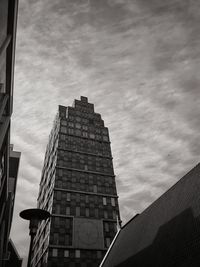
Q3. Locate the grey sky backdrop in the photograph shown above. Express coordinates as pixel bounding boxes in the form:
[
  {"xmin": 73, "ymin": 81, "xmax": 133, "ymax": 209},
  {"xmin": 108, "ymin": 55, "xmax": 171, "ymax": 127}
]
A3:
[{"xmin": 10, "ymin": 0, "xmax": 200, "ymax": 266}]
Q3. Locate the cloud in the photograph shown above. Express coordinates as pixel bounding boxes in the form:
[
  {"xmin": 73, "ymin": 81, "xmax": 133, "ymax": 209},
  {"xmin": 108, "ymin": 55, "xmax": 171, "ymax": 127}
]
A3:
[{"xmin": 10, "ymin": 1, "xmax": 200, "ymax": 266}]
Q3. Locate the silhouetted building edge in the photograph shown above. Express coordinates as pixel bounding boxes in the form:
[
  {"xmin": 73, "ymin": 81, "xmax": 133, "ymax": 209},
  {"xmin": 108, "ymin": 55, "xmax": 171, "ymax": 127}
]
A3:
[
  {"xmin": 5, "ymin": 239, "xmax": 22, "ymax": 267},
  {"xmin": 0, "ymin": 0, "xmax": 19, "ymax": 266},
  {"xmin": 101, "ymin": 163, "xmax": 200, "ymax": 267}
]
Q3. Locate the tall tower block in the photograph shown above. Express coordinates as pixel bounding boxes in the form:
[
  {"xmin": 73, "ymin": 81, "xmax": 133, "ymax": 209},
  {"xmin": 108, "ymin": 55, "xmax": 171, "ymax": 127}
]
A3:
[{"xmin": 32, "ymin": 96, "xmax": 121, "ymax": 267}]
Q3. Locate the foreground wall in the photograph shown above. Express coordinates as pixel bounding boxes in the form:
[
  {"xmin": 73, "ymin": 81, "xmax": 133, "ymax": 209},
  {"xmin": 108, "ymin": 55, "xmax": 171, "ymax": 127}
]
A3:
[
  {"xmin": 0, "ymin": 0, "xmax": 19, "ymax": 266},
  {"xmin": 101, "ymin": 163, "xmax": 200, "ymax": 267}
]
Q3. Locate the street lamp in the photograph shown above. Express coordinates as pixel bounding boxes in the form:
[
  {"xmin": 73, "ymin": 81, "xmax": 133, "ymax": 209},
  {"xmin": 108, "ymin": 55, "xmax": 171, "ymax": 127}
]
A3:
[{"xmin": 20, "ymin": 208, "xmax": 50, "ymax": 267}]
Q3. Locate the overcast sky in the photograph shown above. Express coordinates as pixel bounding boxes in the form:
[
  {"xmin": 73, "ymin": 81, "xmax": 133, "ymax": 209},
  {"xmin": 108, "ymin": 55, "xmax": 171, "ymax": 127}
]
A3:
[{"xmin": 10, "ymin": 0, "xmax": 200, "ymax": 266}]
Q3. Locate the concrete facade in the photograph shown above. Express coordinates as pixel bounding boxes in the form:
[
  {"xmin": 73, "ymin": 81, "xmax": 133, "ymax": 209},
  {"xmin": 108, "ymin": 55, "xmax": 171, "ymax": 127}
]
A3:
[
  {"xmin": 101, "ymin": 163, "xmax": 200, "ymax": 267},
  {"xmin": 31, "ymin": 97, "xmax": 121, "ymax": 267}
]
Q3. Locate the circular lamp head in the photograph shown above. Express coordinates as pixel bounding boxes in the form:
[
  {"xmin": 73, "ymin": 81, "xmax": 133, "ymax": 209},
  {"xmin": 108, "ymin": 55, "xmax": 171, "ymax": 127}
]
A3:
[{"xmin": 20, "ymin": 208, "xmax": 50, "ymax": 221}]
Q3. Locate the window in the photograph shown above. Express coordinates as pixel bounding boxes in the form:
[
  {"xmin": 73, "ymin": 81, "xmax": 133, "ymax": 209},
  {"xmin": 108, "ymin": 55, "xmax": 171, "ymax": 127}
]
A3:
[
  {"xmin": 75, "ymin": 123, "xmax": 81, "ymax": 129},
  {"xmin": 58, "ymin": 169, "xmax": 63, "ymax": 176},
  {"xmin": 52, "ymin": 249, "xmax": 57, "ymax": 257},
  {"xmin": 65, "ymin": 218, "xmax": 71, "ymax": 228},
  {"xmin": 68, "ymin": 115, "xmax": 73, "ymax": 120},
  {"xmin": 68, "ymin": 122, "xmax": 74, "ymax": 127},
  {"xmin": 113, "ymin": 211, "xmax": 116, "ymax": 219},
  {"xmin": 67, "ymin": 192, "xmax": 70, "ymax": 201},
  {"xmin": 105, "ymin": 238, "xmax": 111, "ymax": 248},
  {"xmin": 97, "ymin": 251, "xmax": 102, "ymax": 259},
  {"xmin": 53, "ymin": 233, "xmax": 59, "ymax": 245},
  {"xmin": 64, "ymin": 250, "xmax": 69, "ymax": 257},
  {"xmin": 75, "ymin": 250, "xmax": 80, "ymax": 258},
  {"xmin": 66, "ymin": 207, "xmax": 70, "ymax": 215},
  {"xmin": 76, "ymin": 117, "xmax": 81, "ymax": 122},
  {"xmin": 75, "ymin": 129, "xmax": 81, "ymax": 136},
  {"xmin": 95, "ymin": 208, "xmax": 98, "ymax": 218},
  {"xmin": 85, "ymin": 195, "xmax": 89, "ymax": 203},
  {"xmin": 111, "ymin": 198, "xmax": 115, "ymax": 206},
  {"xmin": 103, "ymin": 197, "xmax": 107, "ymax": 205},
  {"xmin": 61, "ymin": 126, "xmax": 66, "ymax": 133},
  {"xmin": 83, "ymin": 125, "xmax": 88, "ymax": 131},
  {"xmin": 103, "ymin": 129, "xmax": 108, "ymax": 135},
  {"xmin": 96, "ymin": 128, "xmax": 100, "ymax": 134},
  {"xmin": 55, "ymin": 204, "xmax": 60, "ymax": 214},
  {"xmin": 76, "ymin": 207, "xmax": 80, "ymax": 216},
  {"xmin": 54, "ymin": 217, "xmax": 59, "ymax": 226},
  {"xmin": 83, "ymin": 132, "xmax": 88, "ymax": 137},
  {"xmin": 96, "ymin": 135, "xmax": 101, "ymax": 140},
  {"xmin": 82, "ymin": 118, "xmax": 88, "ymax": 124},
  {"xmin": 57, "ymin": 180, "xmax": 62, "ymax": 188},
  {"xmin": 76, "ymin": 193, "xmax": 80, "ymax": 202},
  {"xmin": 84, "ymin": 165, "xmax": 88, "ymax": 171},
  {"xmin": 103, "ymin": 136, "xmax": 109, "ymax": 141},
  {"xmin": 89, "ymin": 133, "xmax": 95, "ymax": 139},
  {"xmin": 86, "ymin": 208, "xmax": 89, "ymax": 217},
  {"xmin": 65, "ymin": 234, "xmax": 70, "ymax": 246},
  {"xmin": 68, "ymin": 128, "xmax": 74, "ymax": 134},
  {"xmin": 105, "ymin": 222, "xmax": 109, "ymax": 232},
  {"xmin": 60, "ymin": 134, "xmax": 65, "ymax": 140},
  {"xmin": 56, "ymin": 191, "xmax": 61, "ymax": 200},
  {"xmin": 104, "ymin": 211, "xmax": 108, "ymax": 219},
  {"xmin": 93, "ymin": 185, "xmax": 97, "ymax": 193}
]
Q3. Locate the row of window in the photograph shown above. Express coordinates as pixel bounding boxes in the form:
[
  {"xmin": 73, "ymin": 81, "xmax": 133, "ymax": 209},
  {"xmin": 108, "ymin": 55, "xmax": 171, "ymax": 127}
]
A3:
[
  {"xmin": 56, "ymin": 169, "xmax": 115, "ymax": 185},
  {"xmin": 59, "ymin": 150, "xmax": 109, "ymax": 162},
  {"xmin": 58, "ymin": 150, "xmax": 112, "ymax": 166},
  {"xmin": 61, "ymin": 119, "xmax": 108, "ymax": 134},
  {"xmin": 67, "ymin": 116, "xmax": 104, "ymax": 127},
  {"xmin": 55, "ymin": 191, "xmax": 116, "ymax": 206},
  {"xmin": 51, "ymin": 232, "xmax": 72, "ymax": 246},
  {"xmin": 54, "ymin": 180, "xmax": 116, "ymax": 195},
  {"xmin": 55, "ymin": 177, "xmax": 114, "ymax": 188},
  {"xmin": 52, "ymin": 217, "xmax": 72, "ymax": 228},
  {"xmin": 57, "ymin": 160, "xmax": 112, "ymax": 172},
  {"xmin": 53, "ymin": 204, "xmax": 117, "ymax": 220},
  {"xmin": 66, "ymin": 108, "xmax": 102, "ymax": 122},
  {"xmin": 68, "ymin": 104, "xmax": 99, "ymax": 117},
  {"xmin": 60, "ymin": 126, "xmax": 109, "ymax": 141},
  {"xmin": 52, "ymin": 248, "xmax": 74, "ymax": 257},
  {"xmin": 58, "ymin": 135, "xmax": 111, "ymax": 156},
  {"xmin": 57, "ymin": 160, "xmax": 113, "ymax": 174},
  {"xmin": 73, "ymin": 103, "xmax": 94, "ymax": 113},
  {"xmin": 51, "ymin": 248, "xmax": 103, "ymax": 259}
]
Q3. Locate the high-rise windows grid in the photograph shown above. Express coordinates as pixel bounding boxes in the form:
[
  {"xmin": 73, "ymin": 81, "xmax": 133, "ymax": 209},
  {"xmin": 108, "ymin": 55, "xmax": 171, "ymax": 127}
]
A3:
[{"xmin": 32, "ymin": 97, "xmax": 121, "ymax": 267}]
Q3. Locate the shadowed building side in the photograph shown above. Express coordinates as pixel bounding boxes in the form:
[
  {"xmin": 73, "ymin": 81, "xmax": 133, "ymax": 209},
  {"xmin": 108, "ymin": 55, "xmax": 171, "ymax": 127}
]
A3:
[
  {"xmin": 0, "ymin": 1, "xmax": 19, "ymax": 266},
  {"xmin": 101, "ymin": 163, "xmax": 200, "ymax": 267}
]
